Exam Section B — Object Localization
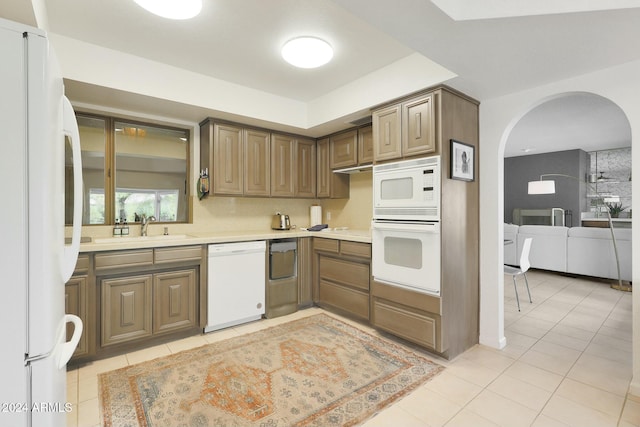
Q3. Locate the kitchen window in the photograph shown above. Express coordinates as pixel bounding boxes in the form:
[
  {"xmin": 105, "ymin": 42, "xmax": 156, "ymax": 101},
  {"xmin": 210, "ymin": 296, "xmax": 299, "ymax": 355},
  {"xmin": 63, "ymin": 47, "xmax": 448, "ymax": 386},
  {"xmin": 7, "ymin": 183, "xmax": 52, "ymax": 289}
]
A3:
[{"xmin": 67, "ymin": 114, "xmax": 190, "ymax": 225}]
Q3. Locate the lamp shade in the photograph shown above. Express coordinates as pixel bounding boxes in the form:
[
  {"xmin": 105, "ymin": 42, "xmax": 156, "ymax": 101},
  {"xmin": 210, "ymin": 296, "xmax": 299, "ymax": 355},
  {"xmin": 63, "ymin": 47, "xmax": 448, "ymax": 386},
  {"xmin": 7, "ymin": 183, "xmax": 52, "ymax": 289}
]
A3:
[
  {"xmin": 133, "ymin": 0, "xmax": 202, "ymax": 19},
  {"xmin": 281, "ymin": 37, "xmax": 333, "ymax": 68},
  {"xmin": 528, "ymin": 180, "xmax": 556, "ymax": 194}
]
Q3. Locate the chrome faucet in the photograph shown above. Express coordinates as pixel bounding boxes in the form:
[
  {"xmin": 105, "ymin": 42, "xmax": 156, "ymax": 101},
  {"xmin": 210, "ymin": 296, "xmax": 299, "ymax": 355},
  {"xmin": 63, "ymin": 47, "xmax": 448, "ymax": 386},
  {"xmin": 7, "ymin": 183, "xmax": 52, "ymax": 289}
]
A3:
[{"xmin": 140, "ymin": 214, "xmax": 156, "ymax": 236}]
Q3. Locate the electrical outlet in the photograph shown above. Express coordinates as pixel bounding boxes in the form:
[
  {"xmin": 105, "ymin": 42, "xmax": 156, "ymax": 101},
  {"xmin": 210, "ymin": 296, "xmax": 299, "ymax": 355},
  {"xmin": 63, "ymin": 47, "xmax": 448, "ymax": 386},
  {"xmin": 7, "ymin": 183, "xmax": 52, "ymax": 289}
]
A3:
[{"xmin": 326, "ymin": 211, "xmax": 331, "ymax": 221}]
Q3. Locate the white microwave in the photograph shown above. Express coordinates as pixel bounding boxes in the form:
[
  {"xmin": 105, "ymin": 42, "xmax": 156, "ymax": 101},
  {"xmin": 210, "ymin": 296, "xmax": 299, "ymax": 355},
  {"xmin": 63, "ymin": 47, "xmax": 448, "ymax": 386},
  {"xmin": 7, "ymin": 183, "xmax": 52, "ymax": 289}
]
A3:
[{"xmin": 373, "ymin": 156, "xmax": 440, "ymax": 221}]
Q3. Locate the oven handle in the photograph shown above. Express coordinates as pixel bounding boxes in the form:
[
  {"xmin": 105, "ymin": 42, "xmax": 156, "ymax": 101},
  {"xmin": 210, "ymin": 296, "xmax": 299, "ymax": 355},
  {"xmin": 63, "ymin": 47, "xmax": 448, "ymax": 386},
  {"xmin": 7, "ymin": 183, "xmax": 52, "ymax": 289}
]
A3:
[{"xmin": 371, "ymin": 220, "xmax": 440, "ymax": 233}]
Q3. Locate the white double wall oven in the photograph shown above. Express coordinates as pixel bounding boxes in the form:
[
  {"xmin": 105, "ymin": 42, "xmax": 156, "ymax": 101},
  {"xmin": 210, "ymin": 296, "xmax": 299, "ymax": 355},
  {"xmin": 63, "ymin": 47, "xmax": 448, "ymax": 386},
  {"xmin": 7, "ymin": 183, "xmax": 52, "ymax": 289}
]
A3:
[{"xmin": 372, "ymin": 156, "xmax": 441, "ymax": 296}]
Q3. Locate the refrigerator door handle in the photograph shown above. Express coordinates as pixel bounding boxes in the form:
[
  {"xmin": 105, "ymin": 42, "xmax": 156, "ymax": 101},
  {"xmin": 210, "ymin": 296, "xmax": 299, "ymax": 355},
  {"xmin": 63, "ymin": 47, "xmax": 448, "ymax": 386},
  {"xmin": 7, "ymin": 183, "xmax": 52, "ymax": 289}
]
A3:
[
  {"xmin": 61, "ymin": 96, "xmax": 83, "ymax": 283},
  {"xmin": 57, "ymin": 314, "xmax": 83, "ymax": 369}
]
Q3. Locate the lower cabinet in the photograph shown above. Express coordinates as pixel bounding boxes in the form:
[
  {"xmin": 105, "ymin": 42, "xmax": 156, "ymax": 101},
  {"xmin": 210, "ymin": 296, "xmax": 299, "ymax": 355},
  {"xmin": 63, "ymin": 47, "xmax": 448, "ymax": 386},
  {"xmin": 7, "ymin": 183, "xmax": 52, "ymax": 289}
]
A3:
[
  {"xmin": 314, "ymin": 238, "xmax": 371, "ymax": 322},
  {"xmin": 153, "ymin": 270, "xmax": 197, "ymax": 334},
  {"xmin": 65, "ymin": 275, "xmax": 89, "ymax": 358},
  {"xmin": 101, "ymin": 274, "xmax": 153, "ymax": 347},
  {"xmin": 370, "ymin": 280, "xmax": 442, "ymax": 352},
  {"xmin": 101, "ymin": 269, "xmax": 197, "ymax": 347}
]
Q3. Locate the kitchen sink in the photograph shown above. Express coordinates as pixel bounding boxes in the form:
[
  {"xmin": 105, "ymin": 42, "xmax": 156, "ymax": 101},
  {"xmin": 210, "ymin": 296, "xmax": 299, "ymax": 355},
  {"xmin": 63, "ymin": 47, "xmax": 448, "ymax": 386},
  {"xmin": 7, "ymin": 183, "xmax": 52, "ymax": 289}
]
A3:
[{"xmin": 93, "ymin": 234, "xmax": 192, "ymax": 244}]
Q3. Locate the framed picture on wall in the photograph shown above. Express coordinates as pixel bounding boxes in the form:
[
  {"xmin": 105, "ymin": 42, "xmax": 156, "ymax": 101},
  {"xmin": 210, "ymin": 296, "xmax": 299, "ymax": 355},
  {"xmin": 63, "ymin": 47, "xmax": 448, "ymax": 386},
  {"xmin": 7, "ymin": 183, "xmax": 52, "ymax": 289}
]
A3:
[{"xmin": 450, "ymin": 139, "xmax": 475, "ymax": 182}]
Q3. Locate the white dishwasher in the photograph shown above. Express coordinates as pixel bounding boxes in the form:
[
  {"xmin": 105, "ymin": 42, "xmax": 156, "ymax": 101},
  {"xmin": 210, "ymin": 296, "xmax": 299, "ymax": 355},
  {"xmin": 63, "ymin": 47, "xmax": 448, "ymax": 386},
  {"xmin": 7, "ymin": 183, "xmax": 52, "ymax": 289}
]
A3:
[{"xmin": 205, "ymin": 240, "xmax": 266, "ymax": 333}]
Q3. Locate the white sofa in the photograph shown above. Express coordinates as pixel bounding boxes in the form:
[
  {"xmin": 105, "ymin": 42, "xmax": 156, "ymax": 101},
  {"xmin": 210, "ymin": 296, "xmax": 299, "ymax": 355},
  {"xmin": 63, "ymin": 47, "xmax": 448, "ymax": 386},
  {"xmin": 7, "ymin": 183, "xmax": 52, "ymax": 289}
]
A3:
[
  {"xmin": 567, "ymin": 226, "xmax": 632, "ymax": 281},
  {"xmin": 504, "ymin": 224, "xmax": 632, "ymax": 281}
]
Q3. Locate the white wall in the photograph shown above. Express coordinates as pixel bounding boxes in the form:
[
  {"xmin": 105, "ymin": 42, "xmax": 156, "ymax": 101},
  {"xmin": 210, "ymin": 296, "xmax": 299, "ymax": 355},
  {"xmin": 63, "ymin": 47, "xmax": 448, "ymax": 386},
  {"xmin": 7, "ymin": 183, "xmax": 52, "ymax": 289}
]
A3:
[{"xmin": 479, "ymin": 59, "xmax": 640, "ymax": 396}]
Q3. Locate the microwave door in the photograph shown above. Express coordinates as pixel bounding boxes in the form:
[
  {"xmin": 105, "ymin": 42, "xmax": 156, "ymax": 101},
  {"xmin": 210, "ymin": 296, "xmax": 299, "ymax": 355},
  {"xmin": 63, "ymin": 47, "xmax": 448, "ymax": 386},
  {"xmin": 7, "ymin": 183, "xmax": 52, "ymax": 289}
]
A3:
[{"xmin": 374, "ymin": 169, "xmax": 425, "ymax": 209}]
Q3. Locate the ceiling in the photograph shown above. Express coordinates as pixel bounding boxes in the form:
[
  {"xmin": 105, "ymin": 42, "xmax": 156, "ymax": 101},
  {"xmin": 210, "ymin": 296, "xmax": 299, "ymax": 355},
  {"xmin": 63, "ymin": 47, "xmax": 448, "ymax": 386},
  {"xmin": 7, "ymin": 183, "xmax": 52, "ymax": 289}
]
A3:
[{"xmin": 1, "ymin": 0, "xmax": 638, "ymax": 151}]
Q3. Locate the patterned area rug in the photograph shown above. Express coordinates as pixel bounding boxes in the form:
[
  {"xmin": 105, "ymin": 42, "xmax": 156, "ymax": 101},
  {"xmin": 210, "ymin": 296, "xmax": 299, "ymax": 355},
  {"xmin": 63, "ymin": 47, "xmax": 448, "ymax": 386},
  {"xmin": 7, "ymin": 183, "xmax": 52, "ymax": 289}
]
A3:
[{"xmin": 98, "ymin": 313, "xmax": 444, "ymax": 426}]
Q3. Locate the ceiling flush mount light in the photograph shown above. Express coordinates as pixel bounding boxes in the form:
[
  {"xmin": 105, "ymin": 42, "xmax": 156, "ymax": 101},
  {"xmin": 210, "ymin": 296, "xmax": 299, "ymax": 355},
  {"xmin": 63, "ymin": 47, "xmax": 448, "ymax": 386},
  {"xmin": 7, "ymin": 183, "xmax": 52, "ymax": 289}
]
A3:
[
  {"xmin": 133, "ymin": 0, "xmax": 202, "ymax": 20},
  {"xmin": 281, "ymin": 37, "xmax": 333, "ymax": 69}
]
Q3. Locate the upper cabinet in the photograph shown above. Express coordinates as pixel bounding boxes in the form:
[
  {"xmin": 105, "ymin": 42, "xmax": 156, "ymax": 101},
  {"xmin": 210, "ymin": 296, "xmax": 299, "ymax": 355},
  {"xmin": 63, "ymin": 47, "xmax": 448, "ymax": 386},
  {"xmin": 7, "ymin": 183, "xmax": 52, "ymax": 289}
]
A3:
[
  {"xmin": 372, "ymin": 105, "xmax": 402, "ymax": 161},
  {"xmin": 296, "ymin": 138, "xmax": 317, "ymax": 198},
  {"xmin": 317, "ymin": 138, "xmax": 349, "ymax": 199},
  {"xmin": 271, "ymin": 133, "xmax": 316, "ymax": 198},
  {"xmin": 358, "ymin": 125, "xmax": 374, "ymax": 165},
  {"xmin": 212, "ymin": 123, "xmax": 243, "ymax": 195},
  {"xmin": 330, "ymin": 130, "xmax": 358, "ymax": 169},
  {"xmin": 200, "ymin": 119, "xmax": 314, "ymax": 198},
  {"xmin": 402, "ymin": 94, "xmax": 436, "ymax": 157},
  {"xmin": 244, "ymin": 128, "xmax": 270, "ymax": 196},
  {"xmin": 372, "ymin": 92, "xmax": 436, "ymax": 161}
]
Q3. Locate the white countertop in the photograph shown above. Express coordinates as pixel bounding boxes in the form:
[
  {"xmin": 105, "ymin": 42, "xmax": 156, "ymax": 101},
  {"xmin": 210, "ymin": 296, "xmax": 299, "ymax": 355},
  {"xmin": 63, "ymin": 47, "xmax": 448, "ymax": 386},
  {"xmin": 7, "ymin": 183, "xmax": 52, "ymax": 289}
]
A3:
[{"xmin": 79, "ymin": 228, "xmax": 371, "ymax": 252}]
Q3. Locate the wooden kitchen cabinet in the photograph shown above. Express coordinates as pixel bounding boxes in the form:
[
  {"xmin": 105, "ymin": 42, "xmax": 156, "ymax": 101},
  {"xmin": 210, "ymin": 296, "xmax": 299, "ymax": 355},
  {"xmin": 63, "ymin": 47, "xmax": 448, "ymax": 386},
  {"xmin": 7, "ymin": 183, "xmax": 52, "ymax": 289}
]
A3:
[
  {"xmin": 358, "ymin": 125, "xmax": 374, "ymax": 164},
  {"xmin": 402, "ymin": 93, "xmax": 436, "ymax": 157},
  {"xmin": 65, "ymin": 275, "xmax": 89, "ymax": 358},
  {"xmin": 66, "ymin": 254, "xmax": 94, "ymax": 361},
  {"xmin": 271, "ymin": 134, "xmax": 316, "ymax": 198},
  {"xmin": 270, "ymin": 133, "xmax": 295, "ymax": 197},
  {"xmin": 313, "ymin": 238, "xmax": 371, "ymax": 321},
  {"xmin": 372, "ymin": 104, "xmax": 402, "ymax": 161},
  {"xmin": 317, "ymin": 138, "xmax": 349, "ymax": 199},
  {"xmin": 200, "ymin": 119, "xmax": 271, "ymax": 197},
  {"xmin": 201, "ymin": 117, "xmax": 318, "ymax": 199},
  {"xmin": 297, "ymin": 237, "xmax": 314, "ymax": 308},
  {"xmin": 153, "ymin": 269, "xmax": 197, "ymax": 334},
  {"xmin": 295, "ymin": 138, "xmax": 316, "ymax": 198},
  {"xmin": 244, "ymin": 128, "xmax": 270, "ymax": 196},
  {"xmin": 371, "ymin": 280, "xmax": 442, "ymax": 352},
  {"xmin": 91, "ymin": 245, "xmax": 204, "ymax": 356},
  {"xmin": 371, "ymin": 85, "xmax": 479, "ymax": 359},
  {"xmin": 372, "ymin": 92, "xmax": 435, "ymax": 161},
  {"xmin": 213, "ymin": 123, "xmax": 244, "ymax": 195},
  {"xmin": 101, "ymin": 274, "xmax": 153, "ymax": 347},
  {"xmin": 330, "ymin": 129, "xmax": 358, "ymax": 169}
]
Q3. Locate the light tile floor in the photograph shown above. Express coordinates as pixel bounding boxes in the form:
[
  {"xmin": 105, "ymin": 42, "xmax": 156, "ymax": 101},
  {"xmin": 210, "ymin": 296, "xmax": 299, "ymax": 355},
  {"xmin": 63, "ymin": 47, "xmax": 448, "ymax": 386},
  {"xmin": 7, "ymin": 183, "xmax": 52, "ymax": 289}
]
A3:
[{"xmin": 66, "ymin": 270, "xmax": 638, "ymax": 427}]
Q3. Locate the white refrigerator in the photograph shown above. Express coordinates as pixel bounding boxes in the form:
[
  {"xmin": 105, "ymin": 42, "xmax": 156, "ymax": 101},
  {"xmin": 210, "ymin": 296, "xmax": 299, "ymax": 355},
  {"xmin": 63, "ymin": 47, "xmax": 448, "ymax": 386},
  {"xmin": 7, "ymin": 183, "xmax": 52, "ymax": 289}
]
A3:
[{"xmin": 0, "ymin": 17, "xmax": 84, "ymax": 427}]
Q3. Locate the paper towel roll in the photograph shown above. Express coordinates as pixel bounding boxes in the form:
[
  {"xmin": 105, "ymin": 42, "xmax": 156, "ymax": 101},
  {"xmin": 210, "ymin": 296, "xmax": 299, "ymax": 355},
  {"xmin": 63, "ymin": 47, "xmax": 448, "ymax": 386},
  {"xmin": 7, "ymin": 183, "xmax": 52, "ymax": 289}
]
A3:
[{"xmin": 310, "ymin": 205, "xmax": 322, "ymax": 226}]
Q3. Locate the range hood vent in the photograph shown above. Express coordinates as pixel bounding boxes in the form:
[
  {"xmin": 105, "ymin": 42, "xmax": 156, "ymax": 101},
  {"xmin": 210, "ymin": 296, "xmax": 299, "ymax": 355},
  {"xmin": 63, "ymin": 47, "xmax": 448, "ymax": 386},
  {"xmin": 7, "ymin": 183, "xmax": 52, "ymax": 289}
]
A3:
[{"xmin": 333, "ymin": 164, "xmax": 373, "ymax": 174}]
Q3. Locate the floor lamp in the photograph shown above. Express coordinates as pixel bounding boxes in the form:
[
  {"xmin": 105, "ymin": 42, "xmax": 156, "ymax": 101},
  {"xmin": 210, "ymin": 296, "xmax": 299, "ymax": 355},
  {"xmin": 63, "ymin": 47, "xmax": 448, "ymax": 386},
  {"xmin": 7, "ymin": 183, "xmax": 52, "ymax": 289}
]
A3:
[{"xmin": 527, "ymin": 173, "xmax": 630, "ymax": 291}]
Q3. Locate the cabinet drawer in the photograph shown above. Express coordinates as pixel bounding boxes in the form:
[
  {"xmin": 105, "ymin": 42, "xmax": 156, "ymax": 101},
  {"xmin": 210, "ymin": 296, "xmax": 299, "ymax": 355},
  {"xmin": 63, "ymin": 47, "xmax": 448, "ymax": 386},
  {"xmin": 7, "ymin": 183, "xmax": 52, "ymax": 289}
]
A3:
[
  {"xmin": 154, "ymin": 246, "xmax": 202, "ymax": 264},
  {"xmin": 95, "ymin": 249, "xmax": 153, "ymax": 272},
  {"xmin": 74, "ymin": 254, "xmax": 90, "ymax": 275},
  {"xmin": 340, "ymin": 241, "xmax": 371, "ymax": 259},
  {"xmin": 372, "ymin": 298, "xmax": 439, "ymax": 350},
  {"xmin": 313, "ymin": 238, "xmax": 339, "ymax": 253},
  {"xmin": 319, "ymin": 280, "xmax": 369, "ymax": 320},
  {"xmin": 319, "ymin": 256, "xmax": 369, "ymax": 291},
  {"xmin": 371, "ymin": 280, "xmax": 441, "ymax": 315}
]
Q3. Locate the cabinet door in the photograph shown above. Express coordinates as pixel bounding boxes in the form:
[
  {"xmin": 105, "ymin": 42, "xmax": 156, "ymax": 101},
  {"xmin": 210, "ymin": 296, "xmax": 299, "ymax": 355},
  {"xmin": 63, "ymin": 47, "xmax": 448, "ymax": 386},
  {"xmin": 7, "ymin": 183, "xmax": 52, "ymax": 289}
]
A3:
[
  {"xmin": 402, "ymin": 94, "xmax": 436, "ymax": 156},
  {"xmin": 358, "ymin": 125, "xmax": 374, "ymax": 164},
  {"xmin": 65, "ymin": 276, "xmax": 88, "ymax": 358},
  {"xmin": 244, "ymin": 128, "xmax": 270, "ymax": 196},
  {"xmin": 330, "ymin": 130, "xmax": 357, "ymax": 169},
  {"xmin": 153, "ymin": 269, "xmax": 197, "ymax": 334},
  {"xmin": 295, "ymin": 138, "xmax": 316, "ymax": 198},
  {"xmin": 101, "ymin": 274, "xmax": 152, "ymax": 346},
  {"xmin": 213, "ymin": 123, "xmax": 243, "ymax": 195},
  {"xmin": 297, "ymin": 237, "xmax": 313, "ymax": 307},
  {"xmin": 373, "ymin": 104, "xmax": 402, "ymax": 161},
  {"xmin": 270, "ymin": 134, "xmax": 295, "ymax": 197},
  {"xmin": 316, "ymin": 138, "xmax": 349, "ymax": 199},
  {"xmin": 316, "ymin": 138, "xmax": 330, "ymax": 198}
]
